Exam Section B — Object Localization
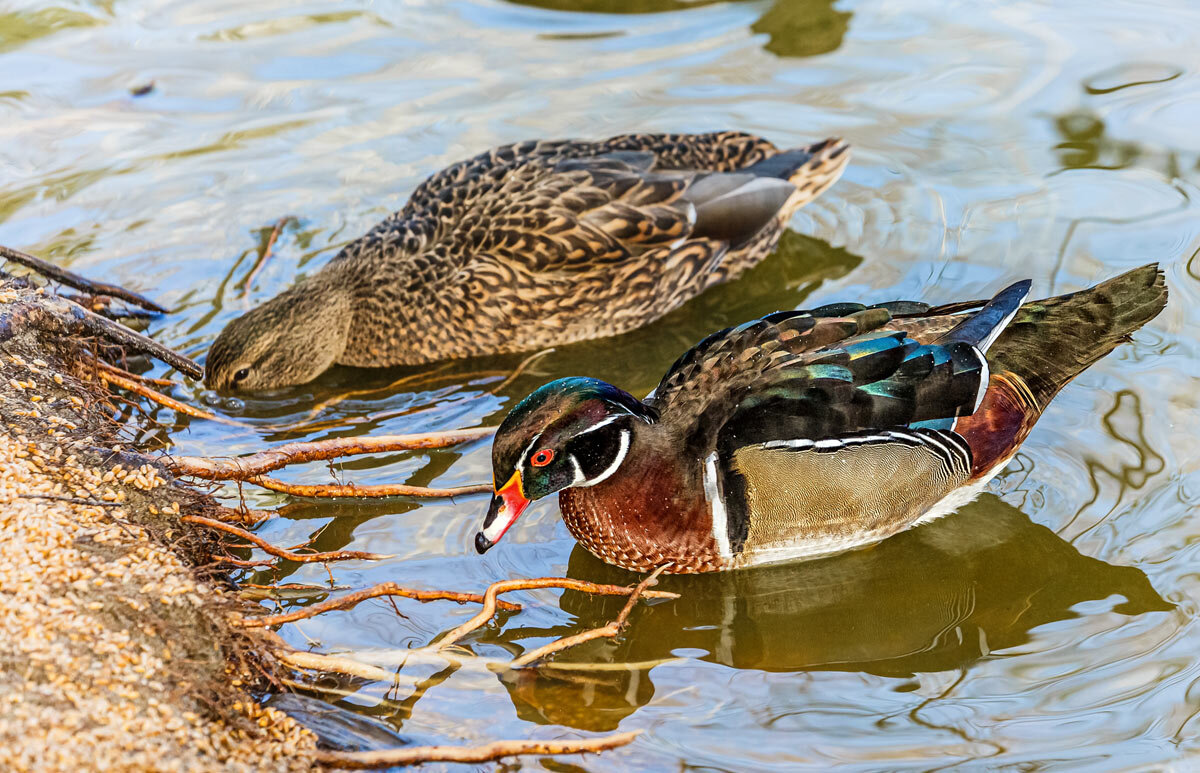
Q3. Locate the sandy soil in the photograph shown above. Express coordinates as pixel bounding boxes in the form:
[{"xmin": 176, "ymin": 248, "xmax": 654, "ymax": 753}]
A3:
[{"xmin": 0, "ymin": 282, "xmax": 318, "ymax": 772}]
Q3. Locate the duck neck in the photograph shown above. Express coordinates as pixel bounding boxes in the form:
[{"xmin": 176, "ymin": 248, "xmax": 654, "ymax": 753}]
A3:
[{"xmin": 558, "ymin": 421, "xmax": 722, "ymax": 573}]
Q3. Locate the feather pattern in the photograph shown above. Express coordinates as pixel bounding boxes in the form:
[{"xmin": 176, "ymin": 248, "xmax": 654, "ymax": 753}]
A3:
[
  {"xmin": 205, "ymin": 131, "xmax": 851, "ymax": 390},
  {"xmin": 482, "ymin": 265, "xmax": 1168, "ymax": 573}
]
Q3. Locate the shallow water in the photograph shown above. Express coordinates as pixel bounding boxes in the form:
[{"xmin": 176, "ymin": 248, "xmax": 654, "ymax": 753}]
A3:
[{"xmin": 3, "ymin": 0, "xmax": 1200, "ymax": 768}]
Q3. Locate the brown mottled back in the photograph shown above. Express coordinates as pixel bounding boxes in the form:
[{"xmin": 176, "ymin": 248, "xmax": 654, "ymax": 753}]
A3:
[{"xmin": 205, "ymin": 131, "xmax": 850, "ymax": 391}]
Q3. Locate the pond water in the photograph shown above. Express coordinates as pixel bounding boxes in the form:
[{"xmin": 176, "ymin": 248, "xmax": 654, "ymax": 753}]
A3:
[{"xmin": 3, "ymin": 0, "xmax": 1200, "ymax": 768}]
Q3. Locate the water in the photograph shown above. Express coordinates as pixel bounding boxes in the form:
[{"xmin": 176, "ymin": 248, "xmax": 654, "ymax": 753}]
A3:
[{"xmin": 3, "ymin": 0, "xmax": 1199, "ymax": 768}]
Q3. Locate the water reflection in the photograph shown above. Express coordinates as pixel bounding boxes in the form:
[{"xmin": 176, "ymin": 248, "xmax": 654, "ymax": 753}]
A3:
[
  {"xmin": 489, "ymin": 494, "xmax": 1169, "ymax": 730},
  {"xmin": 1053, "ymin": 111, "xmax": 1145, "ymax": 172},
  {"xmin": 508, "ymin": 0, "xmax": 850, "ymax": 58},
  {"xmin": 751, "ymin": 0, "xmax": 851, "ymax": 58}
]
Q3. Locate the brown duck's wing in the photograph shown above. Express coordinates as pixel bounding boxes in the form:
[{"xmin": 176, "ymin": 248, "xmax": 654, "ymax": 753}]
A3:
[
  {"xmin": 401, "ymin": 131, "xmax": 776, "ymax": 226},
  {"xmin": 454, "ymin": 154, "xmax": 801, "ymax": 276},
  {"xmin": 337, "ymin": 132, "xmax": 833, "ymax": 271}
]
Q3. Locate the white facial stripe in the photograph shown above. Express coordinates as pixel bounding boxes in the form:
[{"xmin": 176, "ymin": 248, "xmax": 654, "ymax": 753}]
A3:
[
  {"xmin": 704, "ymin": 452, "xmax": 733, "ymax": 560},
  {"xmin": 568, "ymin": 454, "xmax": 586, "ymax": 486},
  {"xmin": 574, "ymin": 414, "xmax": 623, "ymax": 436},
  {"xmin": 518, "ymin": 430, "xmax": 544, "ymax": 471},
  {"xmin": 576, "ymin": 428, "xmax": 630, "ymax": 487}
]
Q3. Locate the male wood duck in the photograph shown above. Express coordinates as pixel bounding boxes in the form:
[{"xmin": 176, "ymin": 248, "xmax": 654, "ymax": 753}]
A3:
[
  {"xmin": 476, "ymin": 265, "xmax": 1167, "ymax": 573},
  {"xmin": 205, "ymin": 131, "xmax": 849, "ymax": 391}
]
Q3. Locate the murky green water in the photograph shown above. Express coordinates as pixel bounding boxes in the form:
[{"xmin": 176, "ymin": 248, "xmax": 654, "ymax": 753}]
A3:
[{"xmin": 4, "ymin": 0, "xmax": 1200, "ymax": 768}]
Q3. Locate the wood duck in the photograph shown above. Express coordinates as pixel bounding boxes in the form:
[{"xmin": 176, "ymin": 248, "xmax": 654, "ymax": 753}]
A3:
[
  {"xmin": 205, "ymin": 131, "xmax": 850, "ymax": 391},
  {"xmin": 476, "ymin": 264, "xmax": 1167, "ymax": 573}
]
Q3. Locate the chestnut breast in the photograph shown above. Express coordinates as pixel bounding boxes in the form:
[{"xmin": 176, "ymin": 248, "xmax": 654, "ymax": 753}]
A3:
[{"xmin": 558, "ymin": 446, "xmax": 723, "ymax": 573}]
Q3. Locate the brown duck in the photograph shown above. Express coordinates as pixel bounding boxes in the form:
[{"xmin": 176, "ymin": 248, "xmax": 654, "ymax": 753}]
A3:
[{"xmin": 205, "ymin": 131, "xmax": 850, "ymax": 391}]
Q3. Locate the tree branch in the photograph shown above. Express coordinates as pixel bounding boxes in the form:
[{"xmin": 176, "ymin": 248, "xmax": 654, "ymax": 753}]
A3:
[
  {"xmin": 236, "ymin": 581, "xmax": 521, "ymax": 628},
  {"xmin": 247, "ymin": 475, "xmax": 490, "ymax": 499},
  {"xmin": 163, "ymin": 426, "xmax": 495, "ymax": 480},
  {"xmin": 436, "ymin": 576, "xmax": 679, "ymax": 651},
  {"xmin": 508, "ymin": 565, "xmax": 669, "ymax": 668},
  {"xmin": 312, "ymin": 730, "xmax": 641, "ymax": 768},
  {"xmin": 0, "ymin": 243, "xmax": 168, "ymax": 313},
  {"xmin": 181, "ymin": 515, "xmax": 391, "ymax": 562}
]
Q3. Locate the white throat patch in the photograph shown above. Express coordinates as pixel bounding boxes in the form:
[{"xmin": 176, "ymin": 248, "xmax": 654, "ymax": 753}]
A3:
[{"xmin": 574, "ymin": 428, "xmax": 631, "ymax": 487}]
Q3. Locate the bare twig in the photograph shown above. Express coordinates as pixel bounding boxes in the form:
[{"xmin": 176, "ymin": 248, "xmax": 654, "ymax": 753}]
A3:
[
  {"xmin": 98, "ymin": 369, "xmax": 242, "ymax": 425},
  {"xmin": 210, "ymin": 505, "xmax": 274, "ymax": 526},
  {"xmin": 0, "ymin": 243, "xmax": 168, "ymax": 313},
  {"xmin": 247, "ymin": 475, "xmax": 490, "ymax": 499},
  {"xmin": 436, "ymin": 577, "xmax": 680, "ymax": 651},
  {"xmin": 181, "ymin": 514, "xmax": 391, "ymax": 562},
  {"xmin": 276, "ymin": 650, "xmax": 398, "ymax": 683},
  {"xmin": 29, "ymin": 291, "xmax": 202, "ymax": 378},
  {"xmin": 492, "ymin": 347, "xmax": 555, "ymax": 394},
  {"xmin": 95, "ymin": 358, "xmax": 179, "ymax": 387},
  {"xmin": 508, "ymin": 565, "xmax": 669, "ymax": 668},
  {"xmin": 163, "ymin": 426, "xmax": 495, "ymax": 480},
  {"xmin": 240, "ymin": 216, "xmax": 291, "ymax": 291},
  {"xmin": 237, "ymin": 581, "xmax": 522, "ymax": 628},
  {"xmin": 312, "ymin": 730, "xmax": 641, "ymax": 768}
]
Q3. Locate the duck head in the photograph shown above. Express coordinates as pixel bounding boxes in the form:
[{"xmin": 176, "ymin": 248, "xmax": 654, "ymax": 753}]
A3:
[
  {"xmin": 476, "ymin": 377, "xmax": 657, "ymax": 554},
  {"xmin": 205, "ymin": 279, "xmax": 353, "ymax": 392}
]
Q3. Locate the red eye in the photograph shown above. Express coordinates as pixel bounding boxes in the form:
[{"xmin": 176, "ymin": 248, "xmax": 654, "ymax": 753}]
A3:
[{"xmin": 531, "ymin": 449, "xmax": 554, "ymax": 467}]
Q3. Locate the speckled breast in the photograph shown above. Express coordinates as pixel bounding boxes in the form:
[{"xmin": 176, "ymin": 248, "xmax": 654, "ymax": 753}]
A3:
[{"xmin": 558, "ymin": 469, "xmax": 724, "ymax": 574}]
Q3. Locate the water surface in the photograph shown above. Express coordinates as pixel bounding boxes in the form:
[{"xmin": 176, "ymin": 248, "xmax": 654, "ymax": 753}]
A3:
[{"xmin": 3, "ymin": 0, "xmax": 1200, "ymax": 768}]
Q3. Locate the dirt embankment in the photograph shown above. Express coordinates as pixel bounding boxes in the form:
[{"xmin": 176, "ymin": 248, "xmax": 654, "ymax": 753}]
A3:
[{"xmin": 0, "ymin": 282, "xmax": 317, "ymax": 772}]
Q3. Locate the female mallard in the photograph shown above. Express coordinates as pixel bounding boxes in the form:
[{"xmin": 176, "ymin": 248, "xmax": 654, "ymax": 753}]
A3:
[
  {"xmin": 476, "ymin": 264, "xmax": 1167, "ymax": 573},
  {"xmin": 205, "ymin": 131, "xmax": 850, "ymax": 391}
]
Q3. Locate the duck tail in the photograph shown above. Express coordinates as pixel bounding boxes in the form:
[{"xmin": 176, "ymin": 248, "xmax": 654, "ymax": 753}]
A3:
[
  {"xmin": 987, "ymin": 263, "xmax": 1168, "ymax": 408},
  {"xmin": 743, "ymin": 137, "xmax": 851, "ymax": 205}
]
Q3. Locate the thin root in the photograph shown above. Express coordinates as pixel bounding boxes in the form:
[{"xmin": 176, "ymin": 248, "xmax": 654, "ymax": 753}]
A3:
[
  {"xmin": 312, "ymin": 730, "xmax": 641, "ymax": 769},
  {"xmin": 508, "ymin": 565, "xmax": 670, "ymax": 668},
  {"xmin": 247, "ymin": 475, "xmax": 490, "ymax": 499},
  {"xmin": 164, "ymin": 426, "xmax": 494, "ymax": 480},
  {"xmin": 0, "ymin": 243, "xmax": 169, "ymax": 313},
  {"xmin": 237, "ymin": 581, "xmax": 522, "ymax": 628},
  {"xmin": 182, "ymin": 514, "xmax": 391, "ymax": 563},
  {"xmin": 95, "ymin": 358, "xmax": 179, "ymax": 387},
  {"xmin": 436, "ymin": 576, "xmax": 679, "ymax": 651},
  {"xmin": 240, "ymin": 216, "xmax": 291, "ymax": 291},
  {"xmin": 98, "ymin": 370, "xmax": 242, "ymax": 425}
]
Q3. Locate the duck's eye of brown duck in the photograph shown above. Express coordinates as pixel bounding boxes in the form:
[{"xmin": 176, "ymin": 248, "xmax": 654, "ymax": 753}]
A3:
[{"xmin": 475, "ymin": 377, "xmax": 654, "ymax": 554}]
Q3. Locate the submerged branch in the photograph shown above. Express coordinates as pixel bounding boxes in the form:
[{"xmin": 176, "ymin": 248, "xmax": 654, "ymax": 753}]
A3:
[
  {"xmin": 181, "ymin": 514, "xmax": 391, "ymax": 563},
  {"xmin": 95, "ymin": 358, "xmax": 179, "ymax": 387},
  {"xmin": 98, "ymin": 369, "xmax": 239, "ymax": 424},
  {"xmin": 163, "ymin": 426, "xmax": 495, "ymax": 480},
  {"xmin": 240, "ymin": 216, "xmax": 291, "ymax": 291},
  {"xmin": 237, "ymin": 581, "xmax": 521, "ymax": 628},
  {"xmin": 311, "ymin": 731, "xmax": 641, "ymax": 769},
  {"xmin": 508, "ymin": 565, "xmax": 669, "ymax": 668},
  {"xmin": 0, "ymin": 243, "xmax": 169, "ymax": 313},
  {"xmin": 247, "ymin": 475, "xmax": 490, "ymax": 499},
  {"xmin": 436, "ymin": 577, "xmax": 680, "ymax": 651},
  {"xmin": 30, "ymin": 291, "xmax": 202, "ymax": 378},
  {"xmin": 276, "ymin": 650, "xmax": 399, "ymax": 683}
]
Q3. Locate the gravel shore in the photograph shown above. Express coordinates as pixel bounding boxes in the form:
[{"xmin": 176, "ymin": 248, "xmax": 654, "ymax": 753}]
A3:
[{"xmin": 0, "ymin": 284, "xmax": 318, "ymax": 772}]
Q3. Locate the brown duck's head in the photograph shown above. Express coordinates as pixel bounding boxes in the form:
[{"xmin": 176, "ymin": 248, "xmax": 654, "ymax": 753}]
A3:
[
  {"xmin": 476, "ymin": 377, "xmax": 657, "ymax": 554},
  {"xmin": 204, "ymin": 280, "xmax": 353, "ymax": 393}
]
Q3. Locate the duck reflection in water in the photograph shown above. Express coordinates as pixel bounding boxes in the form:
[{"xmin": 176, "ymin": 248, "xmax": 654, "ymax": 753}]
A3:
[{"xmin": 485, "ymin": 494, "xmax": 1169, "ymax": 730}]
